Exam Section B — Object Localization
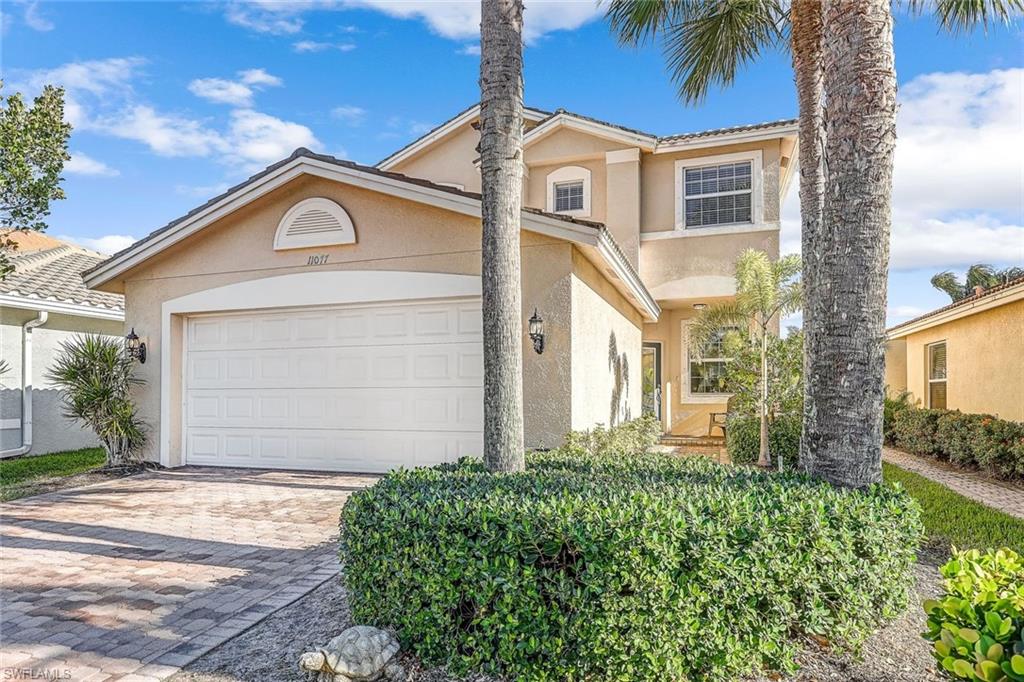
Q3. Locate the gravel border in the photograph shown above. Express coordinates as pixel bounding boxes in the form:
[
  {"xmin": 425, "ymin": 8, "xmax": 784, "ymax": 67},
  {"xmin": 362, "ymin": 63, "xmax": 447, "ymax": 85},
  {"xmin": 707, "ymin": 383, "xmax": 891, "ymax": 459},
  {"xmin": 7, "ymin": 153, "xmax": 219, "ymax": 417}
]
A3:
[{"xmin": 172, "ymin": 549, "xmax": 946, "ymax": 682}]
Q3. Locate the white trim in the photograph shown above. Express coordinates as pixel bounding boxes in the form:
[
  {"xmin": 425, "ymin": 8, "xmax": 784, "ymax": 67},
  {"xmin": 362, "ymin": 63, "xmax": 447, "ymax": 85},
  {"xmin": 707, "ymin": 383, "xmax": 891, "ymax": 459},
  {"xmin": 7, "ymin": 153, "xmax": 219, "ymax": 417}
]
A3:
[
  {"xmin": 640, "ymin": 223, "xmax": 779, "ymax": 241},
  {"xmin": 606, "ymin": 148, "xmax": 640, "ymax": 164},
  {"xmin": 0, "ymin": 419, "xmax": 21, "ymax": 430},
  {"xmin": 377, "ymin": 104, "xmax": 548, "ymax": 170},
  {"xmin": 545, "ymin": 166, "xmax": 592, "ymax": 218},
  {"xmin": 524, "ymin": 113, "xmax": 657, "ymax": 152},
  {"xmin": 0, "ymin": 293, "xmax": 124, "ymax": 321},
  {"xmin": 159, "ymin": 270, "xmax": 482, "ymax": 467},
  {"xmin": 888, "ymin": 283, "xmax": 1024, "ymax": 339},
  {"xmin": 653, "ymin": 123, "xmax": 799, "ymax": 155},
  {"xmin": 436, "ymin": 182, "xmax": 465, "ymax": 191},
  {"xmin": 674, "ymin": 150, "xmax": 763, "ymax": 232},
  {"xmin": 0, "ymin": 311, "xmax": 48, "ymax": 458},
  {"xmin": 926, "ymin": 340, "xmax": 948, "ymax": 409},
  {"xmin": 679, "ymin": 319, "xmax": 733, "ymax": 405},
  {"xmin": 273, "ymin": 197, "xmax": 356, "ymax": 251}
]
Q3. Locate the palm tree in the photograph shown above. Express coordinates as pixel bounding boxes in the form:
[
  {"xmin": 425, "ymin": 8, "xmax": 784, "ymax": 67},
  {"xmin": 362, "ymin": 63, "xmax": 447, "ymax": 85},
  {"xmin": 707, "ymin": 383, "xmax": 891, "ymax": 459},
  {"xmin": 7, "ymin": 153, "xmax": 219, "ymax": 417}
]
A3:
[
  {"xmin": 605, "ymin": 0, "xmax": 1021, "ymax": 488},
  {"xmin": 931, "ymin": 264, "xmax": 1024, "ymax": 301},
  {"xmin": 479, "ymin": 0, "xmax": 526, "ymax": 472},
  {"xmin": 690, "ymin": 250, "xmax": 802, "ymax": 469}
]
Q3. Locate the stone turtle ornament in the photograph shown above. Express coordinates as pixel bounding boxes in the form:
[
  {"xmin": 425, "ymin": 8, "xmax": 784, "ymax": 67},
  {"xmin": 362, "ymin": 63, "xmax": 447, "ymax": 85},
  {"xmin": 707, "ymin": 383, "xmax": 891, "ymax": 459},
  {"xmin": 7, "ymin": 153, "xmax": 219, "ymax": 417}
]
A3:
[{"xmin": 299, "ymin": 626, "xmax": 406, "ymax": 682}]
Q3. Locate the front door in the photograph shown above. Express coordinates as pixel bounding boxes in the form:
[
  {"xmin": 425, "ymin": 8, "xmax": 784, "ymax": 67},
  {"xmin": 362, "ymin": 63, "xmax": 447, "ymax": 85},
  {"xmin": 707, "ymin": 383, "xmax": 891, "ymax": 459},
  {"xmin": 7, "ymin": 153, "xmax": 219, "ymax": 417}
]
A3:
[{"xmin": 641, "ymin": 342, "xmax": 662, "ymax": 421}]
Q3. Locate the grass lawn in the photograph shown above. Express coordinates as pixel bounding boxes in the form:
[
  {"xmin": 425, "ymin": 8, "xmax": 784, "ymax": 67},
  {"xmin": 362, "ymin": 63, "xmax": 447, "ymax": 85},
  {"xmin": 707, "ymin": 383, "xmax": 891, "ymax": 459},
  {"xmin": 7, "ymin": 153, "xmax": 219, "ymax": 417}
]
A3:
[
  {"xmin": 0, "ymin": 447, "xmax": 106, "ymax": 501},
  {"xmin": 883, "ymin": 461, "xmax": 1024, "ymax": 553}
]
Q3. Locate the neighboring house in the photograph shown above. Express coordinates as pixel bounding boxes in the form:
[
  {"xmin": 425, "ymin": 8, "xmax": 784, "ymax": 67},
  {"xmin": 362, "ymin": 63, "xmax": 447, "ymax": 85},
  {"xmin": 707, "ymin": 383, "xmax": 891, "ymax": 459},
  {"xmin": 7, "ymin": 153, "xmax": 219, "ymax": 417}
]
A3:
[
  {"xmin": 82, "ymin": 104, "xmax": 798, "ymax": 473},
  {"xmin": 885, "ymin": 276, "xmax": 1024, "ymax": 422},
  {"xmin": 1, "ymin": 231, "xmax": 125, "ymax": 457}
]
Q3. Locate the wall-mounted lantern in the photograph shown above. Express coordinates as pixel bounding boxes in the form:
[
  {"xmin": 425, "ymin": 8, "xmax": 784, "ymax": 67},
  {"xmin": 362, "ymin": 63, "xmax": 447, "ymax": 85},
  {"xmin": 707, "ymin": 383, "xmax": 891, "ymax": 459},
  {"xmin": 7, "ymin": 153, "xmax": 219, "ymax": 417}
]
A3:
[
  {"xmin": 528, "ymin": 309, "xmax": 545, "ymax": 355},
  {"xmin": 126, "ymin": 327, "xmax": 147, "ymax": 364},
  {"xmin": 692, "ymin": 303, "xmax": 707, "ymax": 311}
]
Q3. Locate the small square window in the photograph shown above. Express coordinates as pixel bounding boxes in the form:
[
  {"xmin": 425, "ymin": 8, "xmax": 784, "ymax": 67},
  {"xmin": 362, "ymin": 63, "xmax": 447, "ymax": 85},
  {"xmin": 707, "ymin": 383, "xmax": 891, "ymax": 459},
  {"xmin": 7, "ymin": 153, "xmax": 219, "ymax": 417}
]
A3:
[{"xmin": 554, "ymin": 181, "xmax": 584, "ymax": 212}]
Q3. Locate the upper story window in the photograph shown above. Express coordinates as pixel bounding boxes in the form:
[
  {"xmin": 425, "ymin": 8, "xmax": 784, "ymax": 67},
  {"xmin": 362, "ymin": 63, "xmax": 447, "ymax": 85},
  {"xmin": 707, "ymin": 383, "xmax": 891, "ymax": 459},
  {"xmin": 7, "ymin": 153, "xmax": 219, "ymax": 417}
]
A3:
[
  {"xmin": 546, "ymin": 165, "xmax": 591, "ymax": 218},
  {"xmin": 675, "ymin": 151, "xmax": 762, "ymax": 231},
  {"xmin": 554, "ymin": 181, "xmax": 584, "ymax": 212}
]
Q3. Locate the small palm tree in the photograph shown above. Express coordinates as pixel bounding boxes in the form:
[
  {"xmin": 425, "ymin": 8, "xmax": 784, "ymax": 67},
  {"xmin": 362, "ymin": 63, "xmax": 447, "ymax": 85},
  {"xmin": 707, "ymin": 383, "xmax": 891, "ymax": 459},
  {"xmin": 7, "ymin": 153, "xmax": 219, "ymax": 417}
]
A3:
[
  {"xmin": 690, "ymin": 249, "xmax": 802, "ymax": 469},
  {"xmin": 47, "ymin": 334, "xmax": 146, "ymax": 467},
  {"xmin": 931, "ymin": 264, "xmax": 1024, "ymax": 301}
]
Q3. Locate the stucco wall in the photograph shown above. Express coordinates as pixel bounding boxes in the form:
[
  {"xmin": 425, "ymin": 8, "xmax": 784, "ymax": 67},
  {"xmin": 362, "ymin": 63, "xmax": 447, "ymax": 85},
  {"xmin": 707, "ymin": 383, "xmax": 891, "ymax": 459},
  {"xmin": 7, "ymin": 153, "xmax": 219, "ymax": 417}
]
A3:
[
  {"xmin": 569, "ymin": 249, "xmax": 643, "ymax": 431},
  {"xmin": 898, "ymin": 300, "xmax": 1024, "ymax": 421},
  {"xmin": 1, "ymin": 308, "xmax": 122, "ymax": 455},
  {"xmin": 108, "ymin": 174, "xmax": 645, "ymax": 464},
  {"xmin": 387, "ymin": 123, "xmax": 483, "ymax": 193},
  {"xmin": 884, "ymin": 338, "xmax": 908, "ymax": 395},
  {"xmin": 526, "ymin": 159, "xmax": 608, "ymax": 224}
]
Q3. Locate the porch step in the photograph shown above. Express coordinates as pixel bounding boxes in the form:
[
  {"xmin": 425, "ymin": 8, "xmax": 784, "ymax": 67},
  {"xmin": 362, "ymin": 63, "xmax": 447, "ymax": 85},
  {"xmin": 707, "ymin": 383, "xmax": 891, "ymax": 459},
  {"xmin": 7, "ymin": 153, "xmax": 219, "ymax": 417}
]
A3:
[{"xmin": 659, "ymin": 435, "xmax": 725, "ymax": 448}]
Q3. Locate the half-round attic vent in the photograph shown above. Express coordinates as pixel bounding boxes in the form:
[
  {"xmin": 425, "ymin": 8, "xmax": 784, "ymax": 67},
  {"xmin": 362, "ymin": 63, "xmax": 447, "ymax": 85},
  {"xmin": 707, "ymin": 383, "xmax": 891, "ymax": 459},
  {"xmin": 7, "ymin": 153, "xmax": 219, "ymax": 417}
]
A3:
[{"xmin": 274, "ymin": 197, "xmax": 356, "ymax": 251}]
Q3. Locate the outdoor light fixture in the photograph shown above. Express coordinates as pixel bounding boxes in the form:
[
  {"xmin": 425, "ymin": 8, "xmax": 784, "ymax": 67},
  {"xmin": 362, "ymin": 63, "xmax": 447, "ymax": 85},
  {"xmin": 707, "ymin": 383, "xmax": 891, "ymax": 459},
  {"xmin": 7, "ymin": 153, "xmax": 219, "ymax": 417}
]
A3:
[
  {"xmin": 693, "ymin": 303, "xmax": 707, "ymax": 311},
  {"xmin": 126, "ymin": 327, "xmax": 147, "ymax": 364},
  {"xmin": 528, "ymin": 309, "xmax": 545, "ymax": 355}
]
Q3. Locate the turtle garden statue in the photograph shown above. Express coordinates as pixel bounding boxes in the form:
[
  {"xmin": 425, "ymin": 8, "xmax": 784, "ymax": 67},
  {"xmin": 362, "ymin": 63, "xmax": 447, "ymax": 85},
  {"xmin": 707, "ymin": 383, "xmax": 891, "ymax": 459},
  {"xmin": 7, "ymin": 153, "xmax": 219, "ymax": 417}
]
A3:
[{"xmin": 299, "ymin": 626, "xmax": 406, "ymax": 682}]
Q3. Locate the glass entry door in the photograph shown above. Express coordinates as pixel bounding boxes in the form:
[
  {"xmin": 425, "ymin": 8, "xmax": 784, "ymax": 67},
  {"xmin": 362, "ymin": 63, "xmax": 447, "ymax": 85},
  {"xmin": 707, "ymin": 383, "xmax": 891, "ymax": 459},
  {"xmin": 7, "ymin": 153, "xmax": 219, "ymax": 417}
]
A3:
[{"xmin": 642, "ymin": 342, "xmax": 662, "ymax": 421}]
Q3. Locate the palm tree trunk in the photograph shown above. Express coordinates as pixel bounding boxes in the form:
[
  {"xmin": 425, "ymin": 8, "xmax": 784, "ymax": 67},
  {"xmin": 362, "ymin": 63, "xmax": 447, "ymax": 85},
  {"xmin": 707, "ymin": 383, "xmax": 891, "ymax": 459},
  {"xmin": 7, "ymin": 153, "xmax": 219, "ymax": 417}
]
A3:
[
  {"xmin": 479, "ymin": 0, "xmax": 526, "ymax": 472},
  {"xmin": 758, "ymin": 329, "xmax": 770, "ymax": 468},
  {"xmin": 791, "ymin": 0, "xmax": 825, "ymax": 476},
  {"xmin": 803, "ymin": 0, "xmax": 896, "ymax": 488}
]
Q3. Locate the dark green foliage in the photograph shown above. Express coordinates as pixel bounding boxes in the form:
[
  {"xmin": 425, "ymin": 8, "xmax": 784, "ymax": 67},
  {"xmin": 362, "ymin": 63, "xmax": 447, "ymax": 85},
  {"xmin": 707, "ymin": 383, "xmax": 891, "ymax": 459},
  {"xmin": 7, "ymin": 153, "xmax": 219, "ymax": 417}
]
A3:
[
  {"xmin": 558, "ymin": 414, "xmax": 661, "ymax": 459},
  {"xmin": 341, "ymin": 428, "xmax": 923, "ymax": 681},
  {"xmin": 883, "ymin": 463, "xmax": 1024, "ymax": 552},
  {"xmin": 727, "ymin": 413, "xmax": 801, "ymax": 468},
  {"xmin": 922, "ymin": 548, "xmax": 1024, "ymax": 681},
  {"xmin": 884, "ymin": 388, "xmax": 917, "ymax": 445},
  {"xmin": 893, "ymin": 407, "xmax": 1024, "ymax": 480}
]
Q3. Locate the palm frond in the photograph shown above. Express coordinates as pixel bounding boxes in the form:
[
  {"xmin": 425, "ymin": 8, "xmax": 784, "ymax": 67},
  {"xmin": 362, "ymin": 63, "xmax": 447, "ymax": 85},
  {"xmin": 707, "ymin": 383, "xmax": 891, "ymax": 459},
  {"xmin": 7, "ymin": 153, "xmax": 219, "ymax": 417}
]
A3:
[
  {"xmin": 688, "ymin": 300, "xmax": 749, "ymax": 356},
  {"xmin": 930, "ymin": 270, "xmax": 966, "ymax": 301},
  {"xmin": 965, "ymin": 263, "xmax": 998, "ymax": 291},
  {"xmin": 905, "ymin": 0, "xmax": 1024, "ymax": 34},
  {"xmin": 997, "ymin": 266, "xmax": 1024, "ymax": 283},
  {"xmin": 662, "ymin": 0, "xmax": 786, "ymax": 103},
  {"xmin": 603, "ymin": 0, "xmax": 692, "ymax": 46}
]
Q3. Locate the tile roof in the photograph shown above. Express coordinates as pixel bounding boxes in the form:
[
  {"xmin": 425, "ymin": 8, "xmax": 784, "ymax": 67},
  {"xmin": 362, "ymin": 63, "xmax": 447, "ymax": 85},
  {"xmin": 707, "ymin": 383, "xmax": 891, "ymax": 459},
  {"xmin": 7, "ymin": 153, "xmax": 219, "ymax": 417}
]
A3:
[
  {"xmin": 1, "ymin": 240, "xmax": 124, "ymax": 312},
  {"xmin": 658, "ymin": 118, "xmax": 800, "ymax": 143},
  {"xmin": 887, "ymin": 275, "xmax": 1024, "ymax": 333}
]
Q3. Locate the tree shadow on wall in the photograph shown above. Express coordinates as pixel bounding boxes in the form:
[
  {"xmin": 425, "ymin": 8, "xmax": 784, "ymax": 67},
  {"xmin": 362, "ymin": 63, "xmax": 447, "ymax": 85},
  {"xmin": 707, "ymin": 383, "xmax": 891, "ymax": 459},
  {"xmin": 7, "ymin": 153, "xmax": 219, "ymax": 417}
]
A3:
[{"xmin": 608, "ymin": 332, "xmax": 631, "ymax": 427}]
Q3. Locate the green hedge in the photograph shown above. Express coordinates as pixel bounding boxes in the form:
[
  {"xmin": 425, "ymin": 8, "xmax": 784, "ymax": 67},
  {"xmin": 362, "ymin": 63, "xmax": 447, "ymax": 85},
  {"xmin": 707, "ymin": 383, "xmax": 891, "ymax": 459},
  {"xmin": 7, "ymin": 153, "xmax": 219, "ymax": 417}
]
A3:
[
  {"xmin": 892, "ymin": 408, "xmax": 1024, "ymax": 480},
  {"xmin": 340, "ymin": 427, "xmax": 923, "ymax": 681},
  {"xmin": 726, "ymin": 413, "xmax": 801, "ymax": 468},
  {"xmin": 923, "ymin": 548, "xmax": 1024, "ymax": 681}
]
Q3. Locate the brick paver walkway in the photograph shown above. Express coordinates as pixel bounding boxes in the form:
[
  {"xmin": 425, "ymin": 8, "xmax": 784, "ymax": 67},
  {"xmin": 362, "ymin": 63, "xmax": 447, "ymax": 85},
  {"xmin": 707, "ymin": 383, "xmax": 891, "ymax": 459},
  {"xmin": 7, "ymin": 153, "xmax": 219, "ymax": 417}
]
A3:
[
  {"xmin": 883, "ymin": 447, "xmax": 1024, "ymax": 520},
  {"xmin": 0, "ymin": 467, "xmax": 376, "ymax": 681}
]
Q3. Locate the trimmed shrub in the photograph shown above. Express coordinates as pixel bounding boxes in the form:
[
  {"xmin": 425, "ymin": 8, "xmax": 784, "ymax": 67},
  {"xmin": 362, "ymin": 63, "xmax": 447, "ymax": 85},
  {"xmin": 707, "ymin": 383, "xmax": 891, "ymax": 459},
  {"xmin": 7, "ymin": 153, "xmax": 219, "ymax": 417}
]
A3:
[
  {"xmin": 937, "ymin": 412, "xmax": 991, "ymax": 468},
  {"xmin": 894, "ymin": 408, "xmax": 946, "ymax": 458},
  {"xmin": 923, "ymin": 548, "xmax": 1024, "ymax": 681},
  {"xmin": 894, "ymin": 407, "xmax": 1024, "ymax": 480},
  {"xmin": 971, "ymin": 417, "xmax": 1024, "ymax": 480},
  {"xmin": 884, "ymin": 389, "xmax": 916, "ymax": 445},
  {"xmin": 341, "ymin": 435, "xmax": 923, "ymax": 681},
  {"xmin": 559, "ymin": 414, "xmax": 661, "ymax": 459},
  {"xmin": 726, "ymin": 413, "xmax": 801, "ymax": 468}
]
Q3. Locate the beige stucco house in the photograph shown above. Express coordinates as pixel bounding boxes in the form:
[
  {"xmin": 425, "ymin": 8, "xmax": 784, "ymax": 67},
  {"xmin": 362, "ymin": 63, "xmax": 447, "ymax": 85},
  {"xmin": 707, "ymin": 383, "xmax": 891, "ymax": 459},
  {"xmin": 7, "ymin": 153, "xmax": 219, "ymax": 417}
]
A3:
[
  {"xmin": 83, "ymin": 104, "xmax": 798, "ymax": 473},
  {"xmin": 885, "ymin": 276, "xmax": 1024, "ymax": 421}
]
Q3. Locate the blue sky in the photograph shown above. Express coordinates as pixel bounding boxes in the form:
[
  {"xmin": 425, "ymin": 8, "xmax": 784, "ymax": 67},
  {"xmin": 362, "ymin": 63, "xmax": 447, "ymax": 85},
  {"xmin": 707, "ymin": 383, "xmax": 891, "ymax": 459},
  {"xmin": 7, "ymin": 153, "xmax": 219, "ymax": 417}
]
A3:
[{"xmin": 3, "ymin": 1, "xmax": 1023, "ymax": 325}]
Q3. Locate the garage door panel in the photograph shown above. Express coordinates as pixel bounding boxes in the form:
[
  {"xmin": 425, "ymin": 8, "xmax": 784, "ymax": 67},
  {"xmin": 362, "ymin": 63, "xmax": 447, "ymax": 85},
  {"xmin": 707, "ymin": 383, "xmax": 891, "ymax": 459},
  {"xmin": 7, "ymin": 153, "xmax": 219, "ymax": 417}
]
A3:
[
  {"xmin": 185, "ymin": 427, "xmax": 482, "ymax": 473},
  {"xmin": 185, "ymin": 297, "xmax": 483, "ymax": 472},
  {"xmin": 187, "ymin": 301, "xmax": 482, "ymax": 351}
]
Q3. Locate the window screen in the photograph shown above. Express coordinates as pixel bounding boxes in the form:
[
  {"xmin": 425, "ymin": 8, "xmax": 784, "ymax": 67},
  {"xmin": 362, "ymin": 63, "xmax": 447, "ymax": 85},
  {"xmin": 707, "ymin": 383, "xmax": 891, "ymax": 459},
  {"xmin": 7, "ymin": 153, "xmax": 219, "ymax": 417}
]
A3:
[
  {"xmin": 928, "ymin": 343, "xmax": 947, "ymax": 409},
  {"xmin": 554, "ymin": 181, "xmax": 584, "ymax": 212},
  {"xmin": 683, "ymin": 161, "xmax": 753, "ymax": 228}
]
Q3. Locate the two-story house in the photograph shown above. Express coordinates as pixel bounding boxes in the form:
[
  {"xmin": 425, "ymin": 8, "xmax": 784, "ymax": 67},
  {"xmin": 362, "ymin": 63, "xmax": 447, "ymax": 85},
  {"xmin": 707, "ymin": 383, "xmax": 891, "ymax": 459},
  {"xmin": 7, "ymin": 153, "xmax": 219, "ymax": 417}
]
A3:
[{"xmin": 83, "ymin": 104, "xmax": 797, "ymax": 472}]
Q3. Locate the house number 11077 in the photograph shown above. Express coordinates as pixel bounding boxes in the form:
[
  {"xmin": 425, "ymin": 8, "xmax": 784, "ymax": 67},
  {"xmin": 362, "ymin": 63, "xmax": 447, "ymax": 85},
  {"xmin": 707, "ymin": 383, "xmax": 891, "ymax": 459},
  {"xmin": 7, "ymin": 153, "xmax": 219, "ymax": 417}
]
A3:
[{"xmin": 307, "ymin": 254, "xmax": 329, "ymax": 266}]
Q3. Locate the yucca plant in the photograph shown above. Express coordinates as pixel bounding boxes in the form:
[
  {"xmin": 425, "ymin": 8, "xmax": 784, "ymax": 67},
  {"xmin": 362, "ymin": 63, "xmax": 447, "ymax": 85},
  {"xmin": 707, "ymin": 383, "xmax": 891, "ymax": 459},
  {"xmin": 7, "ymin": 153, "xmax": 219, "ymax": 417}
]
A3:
[{"xmin": 47, "ymin": 334, "xmax": 146, "ymax": 467}]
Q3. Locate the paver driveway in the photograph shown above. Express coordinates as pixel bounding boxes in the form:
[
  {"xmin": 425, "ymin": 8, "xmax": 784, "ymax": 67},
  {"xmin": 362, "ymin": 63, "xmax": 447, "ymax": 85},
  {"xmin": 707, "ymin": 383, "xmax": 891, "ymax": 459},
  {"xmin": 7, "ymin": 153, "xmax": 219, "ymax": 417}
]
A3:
[{"xmin": 0, "ymin": 467, "xmax": 375, "ymax": 681}]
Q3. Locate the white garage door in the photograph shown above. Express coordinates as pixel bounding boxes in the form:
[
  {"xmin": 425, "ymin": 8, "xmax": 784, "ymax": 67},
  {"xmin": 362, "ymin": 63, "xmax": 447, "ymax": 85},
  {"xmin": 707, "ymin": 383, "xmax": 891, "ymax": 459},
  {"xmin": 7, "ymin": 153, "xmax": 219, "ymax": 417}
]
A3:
[{"xmin": 183, "ymin": 297, "xmax": 484, "ymax": 472}]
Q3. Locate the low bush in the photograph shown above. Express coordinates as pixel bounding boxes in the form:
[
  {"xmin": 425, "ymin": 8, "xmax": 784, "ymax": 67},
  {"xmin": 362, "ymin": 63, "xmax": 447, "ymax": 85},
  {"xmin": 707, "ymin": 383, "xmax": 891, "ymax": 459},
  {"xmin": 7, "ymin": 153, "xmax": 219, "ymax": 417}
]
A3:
[
  {"xmin": 923, "ymin": 548, "xmax": 1024, "ymax": 681},
  {"xmin": 893, "ymin": 407, "xmax": 1024, "ymax": 480},
  {"xmin": 884, "ymin": 389, "xmax": 916, "ymax": 445},
  {"xmin": 726, "ymin": 413, "xmax": 801, "ymax": 469},
  {"xmin": 559, "ymin": 414, "xmax": 661, "ymax": 459},
  {"xmin": 341, "ymin": 424, "xmax": 923, "ymax": 681}
]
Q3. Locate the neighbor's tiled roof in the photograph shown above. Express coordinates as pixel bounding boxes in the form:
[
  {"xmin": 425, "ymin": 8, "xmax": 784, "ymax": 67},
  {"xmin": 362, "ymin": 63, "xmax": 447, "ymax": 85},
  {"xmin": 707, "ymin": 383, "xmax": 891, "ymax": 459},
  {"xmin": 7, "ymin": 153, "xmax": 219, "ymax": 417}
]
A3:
[
  {"xmin": 659, "ymin": 118, "xmax": 800, "ymax": 143},
  {"xmin": 887, "ymin": 275, "xmax": 1024, "ymax": 333},
  {"xmin": 1, "ymin": 240, "xmax": 124, "ymax": 312}
]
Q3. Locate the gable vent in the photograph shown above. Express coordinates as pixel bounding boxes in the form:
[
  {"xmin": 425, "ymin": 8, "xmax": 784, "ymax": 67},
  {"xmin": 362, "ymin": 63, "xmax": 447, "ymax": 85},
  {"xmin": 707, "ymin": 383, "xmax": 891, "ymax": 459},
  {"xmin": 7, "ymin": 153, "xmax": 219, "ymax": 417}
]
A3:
[{"xmin": 274, "ymin": 197, "xmax": 356, "ymax": 251}]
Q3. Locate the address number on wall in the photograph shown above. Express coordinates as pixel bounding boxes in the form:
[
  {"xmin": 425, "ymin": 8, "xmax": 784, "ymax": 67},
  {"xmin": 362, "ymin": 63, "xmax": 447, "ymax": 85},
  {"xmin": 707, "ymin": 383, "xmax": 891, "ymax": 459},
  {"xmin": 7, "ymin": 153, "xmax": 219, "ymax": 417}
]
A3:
[{"xmin": 306, "ymin": 254, "xmax": 329, "ymax": 266}]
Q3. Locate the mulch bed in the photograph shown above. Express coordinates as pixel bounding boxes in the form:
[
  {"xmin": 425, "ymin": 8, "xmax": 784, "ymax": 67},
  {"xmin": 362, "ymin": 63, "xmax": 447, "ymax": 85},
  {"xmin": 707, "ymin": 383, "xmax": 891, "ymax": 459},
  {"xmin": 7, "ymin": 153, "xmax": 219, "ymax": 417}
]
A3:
[
  {"xmin": 172, "ymin": 549, "xmax": 947, "ymax": 682},
  {"xmin": 0, "ymin": 464, "xmax": 147, "ymax": 502}
]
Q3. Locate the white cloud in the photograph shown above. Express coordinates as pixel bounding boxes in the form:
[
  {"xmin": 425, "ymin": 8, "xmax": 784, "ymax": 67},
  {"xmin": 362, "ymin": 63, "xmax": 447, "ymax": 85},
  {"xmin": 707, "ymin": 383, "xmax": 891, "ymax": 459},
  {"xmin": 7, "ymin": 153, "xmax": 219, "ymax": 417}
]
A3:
[
  {"xmin": 58, "ymin": 234, "xmax": 138, "ymax": 255},
  {"xmin": 98, "ymin": 105, "xmax": 224, "ymax": 157},
  {"xmin": 458, "ymin": 44, "xmax": 480, "ymax": 56},
  {"xmin": 238, "ymin": 68, "xmax": 283, "ymax": 87},
  {"xmin": 175, "ymin": 182, "xmax": 231, "ymax": 198},
  {"xmin": 15, "ymin": 56, "xmax": 146, "ymax": 127},
  {"xmin": 292, "ymin": 40, "xmax": 356, "ymax": 52},
  {"xmin": 188, "ymin": 78, "xmax": 254, "ymax": 106},
  {"xmin": 23, "ymin": 1, "xmax": 54, "ymax": 31},
  {"xmin": 331, "ymin": 104, "xmax": 366, "ymax": 124},
  {"xmin": 222, "ymin": 0, "xmax": 601, "ymax": 42},
  {"xmin": 226, "ymin": 109, "xmax": 320, "ymax": 167},
  {"xmin": 65, "ymin": 152, "xmax": 119, "ymax": 177},
  {"xmin": 782, "ymin": 67, "xmax": 1024, "ymax": 273}
]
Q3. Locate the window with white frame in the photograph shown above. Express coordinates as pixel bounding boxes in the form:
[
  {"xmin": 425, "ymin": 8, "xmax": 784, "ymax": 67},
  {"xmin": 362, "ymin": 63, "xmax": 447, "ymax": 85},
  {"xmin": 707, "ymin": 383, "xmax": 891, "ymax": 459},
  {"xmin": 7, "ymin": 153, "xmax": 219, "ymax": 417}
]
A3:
[
  {"xmin": 928, "ymin": 342, "xmax": 947, "ymax": 409},
  {"xmin": 554, "ymin": 181, "xmax": 584, "ymax": 212},
  {"xmin": 546, "ymin": 165, "xmax": 591, "ymax": 217},
  {"xmin": 675, "ymin": 151, "xmax": 762, "ymax": 231},
  {"xmin": 685, "ymin": 325, "xmax": 740, "ymax": 397}
]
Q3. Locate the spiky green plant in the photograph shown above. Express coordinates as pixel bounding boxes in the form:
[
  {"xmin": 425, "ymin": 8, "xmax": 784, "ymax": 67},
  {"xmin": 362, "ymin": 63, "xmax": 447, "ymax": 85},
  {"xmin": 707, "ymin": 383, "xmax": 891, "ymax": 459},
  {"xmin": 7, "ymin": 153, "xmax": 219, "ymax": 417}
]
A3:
[
  {"xmin": 47, "ymin": 334, "xmax": 146, "ymax": 467},
  {"xmin": 689, "ymin": 249, "xmax": 802, "ymax": 470}
]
